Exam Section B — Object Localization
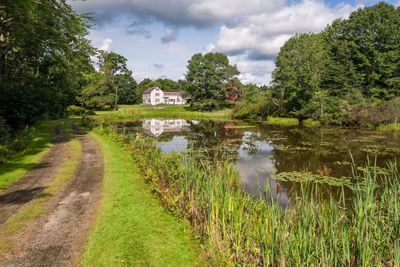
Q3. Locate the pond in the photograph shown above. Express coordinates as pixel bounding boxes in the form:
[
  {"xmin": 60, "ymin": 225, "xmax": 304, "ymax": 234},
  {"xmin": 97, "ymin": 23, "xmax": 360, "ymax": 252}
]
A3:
[{"xmin": 115, "ymin": 119, "xmax": 400, "ymax": 206}]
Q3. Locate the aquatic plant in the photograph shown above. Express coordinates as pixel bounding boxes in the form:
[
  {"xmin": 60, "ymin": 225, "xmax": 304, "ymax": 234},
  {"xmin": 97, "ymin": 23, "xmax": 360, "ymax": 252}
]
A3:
[{"xmin": 96, "ymin": 124, "xmax": 400, "ymax": 266}]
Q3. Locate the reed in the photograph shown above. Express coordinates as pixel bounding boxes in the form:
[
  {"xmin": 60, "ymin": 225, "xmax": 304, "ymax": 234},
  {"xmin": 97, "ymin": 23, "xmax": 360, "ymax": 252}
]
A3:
[{"xmin": 96, "ymin": 124, "xmax": 400, "ymax": 266}]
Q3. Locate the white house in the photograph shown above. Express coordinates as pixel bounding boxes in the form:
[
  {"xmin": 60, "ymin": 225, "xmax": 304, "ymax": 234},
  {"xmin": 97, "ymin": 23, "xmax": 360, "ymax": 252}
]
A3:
[{"xmin": 142, "ymin": 87, "xmax": 187, "ymax": 105}]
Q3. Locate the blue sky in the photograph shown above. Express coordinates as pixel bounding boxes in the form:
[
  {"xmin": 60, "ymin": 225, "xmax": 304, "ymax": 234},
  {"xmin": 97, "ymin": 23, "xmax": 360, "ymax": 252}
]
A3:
[{"xmin": 68, "ymin": 0, "xmax": 399, "ymax": 85}]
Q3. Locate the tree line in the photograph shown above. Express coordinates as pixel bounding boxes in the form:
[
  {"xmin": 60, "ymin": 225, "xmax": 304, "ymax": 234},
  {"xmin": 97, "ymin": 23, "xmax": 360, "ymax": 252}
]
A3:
[
  {"xmin": 234, "ymin": 2, "xmax": 400, "ymax": 126},
  {"xmin": 2, "ymin": 1, "xmax": 399, "ymax": 136}
]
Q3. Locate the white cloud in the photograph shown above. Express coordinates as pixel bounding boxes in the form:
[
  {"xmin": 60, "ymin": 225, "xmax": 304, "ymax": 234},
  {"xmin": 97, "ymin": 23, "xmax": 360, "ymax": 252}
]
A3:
[
  {"xmin": 99, "ymin": 38, "xmax": 113, "ymax": 51},
  {"xmin": 68, "ymin": 0, "xmax": 363, "ymax": 85},
  {"xmin": 208, "ymin": 0, "xmax": 360, "ymax": 84},
  {"xmin": 214, "ymin": 0, "xmax": 357, "ymax": 58},
  {"xmin": 229, "ymin": 55, "xmax": 276, "ymax": 85}
]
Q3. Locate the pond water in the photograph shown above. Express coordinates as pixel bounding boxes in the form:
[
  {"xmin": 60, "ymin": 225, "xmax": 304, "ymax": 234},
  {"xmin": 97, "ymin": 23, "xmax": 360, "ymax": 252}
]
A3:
[{"xmin": 116, "ymin": 119, "xmax": 400, "ymax": 206}]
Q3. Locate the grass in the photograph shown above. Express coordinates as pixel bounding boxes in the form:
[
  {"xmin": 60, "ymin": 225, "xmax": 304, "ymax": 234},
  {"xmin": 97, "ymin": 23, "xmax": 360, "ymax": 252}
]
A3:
[
  {"xmin": 0, "ymin": 136, "xmax": 82, "ymax": 254},
  {"xmin": 81, "ymin": 131, "xmax": 205, "ymax": 267},
  {"xmin": 377, "ymin": 123, "xmax": 400, "ymax": 132},
  {"xmin": 96, "ymin": 124, "xmax": 400, "ymax": 266},
  {"xmin": 94, "ymin": 104, "xmax": 233, "ymax": 121},
  {"xmin": 266, "ymin": 116, "xmax": 299, "ymax": 126},
  {"xmin": 0, "ymin": 121, "xmax": 57, "ymax": 190}
]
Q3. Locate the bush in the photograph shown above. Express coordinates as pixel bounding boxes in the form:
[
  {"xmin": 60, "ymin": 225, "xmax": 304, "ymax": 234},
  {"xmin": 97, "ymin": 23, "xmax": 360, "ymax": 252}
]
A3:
[
  {"xmin": 190, "ymin": 99, "xmax": 224, "ymax": 111},
  {"xmin": 232, "ymin": 91, "xmax": 275, "ymax": 120},
  {"xmin": 67, "ymin": 105, "xmax": 87, "ymax": 116}
]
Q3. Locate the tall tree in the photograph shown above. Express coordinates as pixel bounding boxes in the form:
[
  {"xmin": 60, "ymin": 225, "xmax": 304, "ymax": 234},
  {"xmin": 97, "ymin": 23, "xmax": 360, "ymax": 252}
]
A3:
[
  {"xmin": 80, "ymin": 51, "xmax": 133, "ymax": 110},
  {"xmin": 272, "ymin": 33, "xmax": 329, "ymax": 119},
  {"xmin": 185, "ymin": 53, "xmax": 239, "ymax": 108},
  {"xmin": 99, "ymin": 51, "xmax": 128, "ymax": 110},
  {"xmin": 0, "ymin": 0, "xmax": 93, "ymax": 129},
  {"xmin": 323, "ymin": 3, "xmax": 400, "ymax": 99}
]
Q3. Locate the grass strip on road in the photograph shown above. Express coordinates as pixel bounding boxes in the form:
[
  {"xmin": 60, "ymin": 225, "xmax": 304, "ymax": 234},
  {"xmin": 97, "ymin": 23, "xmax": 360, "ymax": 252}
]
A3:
[
  {"xmin": 0, "ymin": 137, "xmax": 82, "ymax": 254},
  {"xmin": 82, "ymin": 132, "xmax": 204, "ymax": 267}
]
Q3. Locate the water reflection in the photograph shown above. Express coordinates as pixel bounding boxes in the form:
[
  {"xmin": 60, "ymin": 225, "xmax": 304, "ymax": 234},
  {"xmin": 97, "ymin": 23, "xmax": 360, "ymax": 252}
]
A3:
[
  {"xmin": 142, "ymin": 119, "xmax": 191, "ymax": 137},
  {"xmin": 117, "ymin": 119, "xmax": 400, "ymax": 205}
]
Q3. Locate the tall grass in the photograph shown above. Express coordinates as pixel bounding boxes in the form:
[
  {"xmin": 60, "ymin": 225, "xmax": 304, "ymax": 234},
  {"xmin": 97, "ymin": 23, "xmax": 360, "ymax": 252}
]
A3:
[
  {"xmin": 378, "ymin": 123, "xmax": 400, "ymax": 132},
  {"xmin": 97, "ymin": 124, "xmax": 400, "ymax": 266}
]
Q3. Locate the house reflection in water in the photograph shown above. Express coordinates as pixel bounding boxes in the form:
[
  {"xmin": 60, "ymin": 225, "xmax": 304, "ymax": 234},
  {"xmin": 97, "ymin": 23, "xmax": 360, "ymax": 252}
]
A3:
[{"xmin": 142, "ymin": 119, "xmax": 191, "ymax": 137}]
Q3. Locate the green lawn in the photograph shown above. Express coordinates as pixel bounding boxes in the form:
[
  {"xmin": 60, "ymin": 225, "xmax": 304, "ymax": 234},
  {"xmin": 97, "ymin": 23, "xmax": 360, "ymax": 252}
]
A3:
[
  {"xmin": 0, "ymin": 121, "xmax": 56, "ymax": 190},
  {"xmin": 82, "ymin": 132, "xmax": 205, "ymax": 267},
  {"xmin": 95, "ymin": 104, "xmax": 232, "ymax": 120}
]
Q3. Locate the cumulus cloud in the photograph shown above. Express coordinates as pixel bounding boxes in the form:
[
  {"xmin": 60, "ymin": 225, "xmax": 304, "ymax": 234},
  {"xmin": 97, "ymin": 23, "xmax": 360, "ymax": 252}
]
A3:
[
  {"xmin": 214, "ymin": 0, "xmax": 356, "ymax": 58},
  {"xmin": 68, "ymin": 0, "xmax": 284, "ymax": 28},
  {"xmin": 69, "ymin": 0, "xmax": 361, "ymax": 84},
  {"xmin": 208, "ymin": 0, "xmax": 359, "ymax": 84},
  {"xmin": 99, "ymin": 38, "xmax": 113, "ymax": 51}
]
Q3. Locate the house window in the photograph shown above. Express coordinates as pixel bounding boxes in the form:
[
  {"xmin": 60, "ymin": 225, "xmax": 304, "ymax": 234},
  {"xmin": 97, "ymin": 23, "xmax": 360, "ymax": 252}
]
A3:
[
  {"xmin": 155, "ymin": 99, "xmax": 160, "ymax": 103},
  {"xmin": 155, "ymin": 93, "xmax": 160, "ymax": 96}
]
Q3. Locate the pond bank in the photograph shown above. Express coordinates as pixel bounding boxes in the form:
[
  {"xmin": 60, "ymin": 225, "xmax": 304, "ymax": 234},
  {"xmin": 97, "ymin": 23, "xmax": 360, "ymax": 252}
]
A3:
[
  {"xmin": 92, "ymin": 120, "xmax": 400, "ymax": 266},
  {"xmin": 82, "ymin": 131, "xmax": 205, "ymax": 266}
]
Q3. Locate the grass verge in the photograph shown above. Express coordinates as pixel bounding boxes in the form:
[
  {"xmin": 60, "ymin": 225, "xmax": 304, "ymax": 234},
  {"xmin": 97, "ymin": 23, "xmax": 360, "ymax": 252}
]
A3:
[
  {"xmin": 266, "ymin": 116, "xmax": 299, "ymax": 126},
  {"xmin": 0, "ymin": 121, "xmax": 56, "ymax": 190},
  {"xmin": 81, "ymin": 131, "xmax": 204, "ymax": 267},
  {"xmin": 0, "ymin": 137, "xmax": 82, "ymax": 254}
]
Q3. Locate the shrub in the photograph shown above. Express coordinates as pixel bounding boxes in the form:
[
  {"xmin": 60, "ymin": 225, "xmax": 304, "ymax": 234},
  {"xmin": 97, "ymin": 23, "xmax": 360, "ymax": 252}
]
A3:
[
  {"xmin": 232, "ymin": 91, "xmax": 275, "ymax": 120},
  {"xmin": 67, "ymin": 105, "xmax": 87, "ymax": 116}
]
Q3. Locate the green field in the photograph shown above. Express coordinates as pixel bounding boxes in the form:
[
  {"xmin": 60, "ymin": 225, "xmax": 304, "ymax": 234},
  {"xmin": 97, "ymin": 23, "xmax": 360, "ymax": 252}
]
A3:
[{"xmin": 95, "ymin": 104, "xmax": 233, "ymax": 121}]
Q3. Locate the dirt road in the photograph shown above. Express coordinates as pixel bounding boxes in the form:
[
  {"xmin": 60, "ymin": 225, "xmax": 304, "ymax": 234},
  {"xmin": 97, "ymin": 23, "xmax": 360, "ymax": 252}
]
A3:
[{"xmin": 0, "ymin": 126, "xmax": 104, "ymax": 267}]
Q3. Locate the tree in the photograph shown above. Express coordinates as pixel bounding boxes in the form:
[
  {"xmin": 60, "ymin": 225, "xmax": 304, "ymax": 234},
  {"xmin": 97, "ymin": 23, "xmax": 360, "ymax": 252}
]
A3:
[
  {"xmin": 99, "ymin": 51, "xmax": 129, "ymax": 110},
  {"xmin": 0, "ymin": 0, "xmax": 93, "ymax": 129},
  {"xmin": 80, "ymin": 51, "xmax": 133, "ymax": 110},
  {"xmin": 272, "ymin": 33, "xmax": 329, "ymax": 120},
  {"xmin": 115, "ymin": 70, "xmax": 137, "ymax": 104},
  {"xmin": 323, "ymin": 3, "xmax": 400, "ymax": 99},
  {"xmin": 185, "ymin": 52, "xmax": 239, "ymax": 109}
]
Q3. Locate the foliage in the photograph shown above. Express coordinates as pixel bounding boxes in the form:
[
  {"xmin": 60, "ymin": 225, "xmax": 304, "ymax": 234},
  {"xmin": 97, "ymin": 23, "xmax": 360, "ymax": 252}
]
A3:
[
  {"xmin": 238, "ymin": 3, "xmax": 400, "ymax": 127},
  {"xmin": 186, "ymin": 53, "xmax": 239, "ymax": 110},
  {"xmin": 0, "ymin": 0, "xmax": 94, "ymax": 130},
  {"xmin": 98, "ymin": 124, "xmax": 400, "ymax": 266},
  {"xmin": 67, "ymin": 106, "xmax": 87, "ymax": 116},
  {"xmin": 272, "ymin": 33, "xmax": 329, "ymax": 119},
  {"xmin": 232, "ymin": 85, "xmax": 277, "ymax": 120},
  {"xmin": 135, "ymin": 78, "xmax": 185, "ymax": 103},
  {"xmin": 80, "ymin": 51, "xmax": 134, "ymax": 110}
]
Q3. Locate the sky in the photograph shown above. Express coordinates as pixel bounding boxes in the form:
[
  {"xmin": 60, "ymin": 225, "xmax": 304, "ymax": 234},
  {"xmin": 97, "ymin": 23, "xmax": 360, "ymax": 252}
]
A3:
[{"xmin": 68, "ymin": 0, "xmax": 399, "ymax": 85}]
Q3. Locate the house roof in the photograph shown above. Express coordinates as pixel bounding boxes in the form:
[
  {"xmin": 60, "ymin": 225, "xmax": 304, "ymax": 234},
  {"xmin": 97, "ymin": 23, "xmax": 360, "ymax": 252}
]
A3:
[{"xmin": 142, "ymin": 87, "xmax": 160, "ymax": 94}]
